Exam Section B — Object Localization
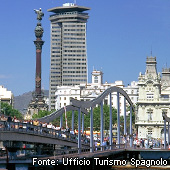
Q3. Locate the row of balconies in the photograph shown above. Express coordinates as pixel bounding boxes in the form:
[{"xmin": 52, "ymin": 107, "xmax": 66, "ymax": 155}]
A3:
[
  {"xmin": 135, "ymin": 120, "xmax": 164, "ymax": 124},
  {"xmin": 138, "ymin": 98, "xmax": 170, "ymax": 102}
]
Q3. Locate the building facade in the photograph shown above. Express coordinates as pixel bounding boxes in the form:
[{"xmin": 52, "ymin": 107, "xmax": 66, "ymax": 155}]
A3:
[
  {"xmin": 0, "ymin": 85, "xmax": 13, "ymax": 107},
  {"xmin": 55, "ymin": 70, "xmax": 139, "ymax": 116},
  {"xmin": 136, "ymin": 56, "xmax": 170, "ymax": 139},
  {"xmin": 48, "ymin": 3, "xmax": 90, "ymax": 110}
]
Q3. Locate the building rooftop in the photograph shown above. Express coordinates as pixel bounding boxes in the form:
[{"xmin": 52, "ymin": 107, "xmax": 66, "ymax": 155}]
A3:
[
  {"xmin": 48, "ymin": 4, "xmax": 90, "ymax": 13},
  {"xmin": 47, "ymin": 3, "xmax": 90, "ymax": 13},
  {"xmin": 146, "ymin": 56, "xmax": 157, "ymax": 63},
  {"xmin": 162, "ymin": 68, "xmax": 170, "ymax": 73}
]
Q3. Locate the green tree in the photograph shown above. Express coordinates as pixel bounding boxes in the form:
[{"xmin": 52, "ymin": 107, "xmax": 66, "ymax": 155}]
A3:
[
  {"xmin": 120, "ymin": 105, "xmax": 136, "ymax": 135},
  {"xmin": 84, "ymin": 105, "xmax": 117, "ymax": 131},
  {"xmin": 35, "ymin": 110, "xmax": 78, "ymax": 129},
  {"xmin": 126, "ymin": 105, "xmax": 136, "ymax": 125},
  {"xmin": 32, "ymin": 110, "xmax": 53, "ymax": 119},
  {"xmin": 1, "ymin": 102, "xmax": 23, "ymax": 119},
  {"xmin": 32, "ymin": 105, "xmax": 117, "ymax": 131},
  {"xmin": 52, "ymin": 111, "xmax": 76, "ymax": 128}
]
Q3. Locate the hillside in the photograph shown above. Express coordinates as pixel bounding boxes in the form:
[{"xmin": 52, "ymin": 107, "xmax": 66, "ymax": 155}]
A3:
[{"xmin": 14, "ymin": 90, "xmax": 49, "ymax": 114}]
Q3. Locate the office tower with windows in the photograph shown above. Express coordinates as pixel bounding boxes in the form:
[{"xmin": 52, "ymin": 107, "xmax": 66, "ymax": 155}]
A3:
[{"xmin": 48, "ymin": 3, "xmax": 90, "ymax": 110}]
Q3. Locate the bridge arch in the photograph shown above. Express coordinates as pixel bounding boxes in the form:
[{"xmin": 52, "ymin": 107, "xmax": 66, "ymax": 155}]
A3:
[
  {"xmin": 70, "ymin": 86, "xmax": 134, "ymax": 153},
  {"xmin": 37, "ymin": 105, "xmax": 88, "ymax": 123},
  {"xmin": 70, "ymin": 86, "xmax": 134, "ymax": 110},
  {"xmin": 38, "ymin": 86, "xmax": 134, "ymax": 154}
]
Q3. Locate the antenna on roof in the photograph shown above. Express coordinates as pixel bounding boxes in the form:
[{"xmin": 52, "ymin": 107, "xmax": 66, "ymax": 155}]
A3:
[
  {"xmin": 74, "ymin": 0, "xmax": 77, "ymax": 4},
  {"xmin": 151, "ymin": 45, "xmax": 152, "ymax": 56}
]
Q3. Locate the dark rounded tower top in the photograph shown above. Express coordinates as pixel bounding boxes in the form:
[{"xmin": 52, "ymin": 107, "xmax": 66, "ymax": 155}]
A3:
[{"xmin": 35, "ymin": 23, "xmax": 44, "ymax": 39}]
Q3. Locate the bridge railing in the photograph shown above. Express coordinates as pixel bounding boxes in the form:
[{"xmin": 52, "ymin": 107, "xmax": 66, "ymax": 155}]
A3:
[
  {"xmin": 5, "ymin": 144, "xmax": 123, "ymax": 158},
  {"xmin": 54, "ymin": 144, "xmax": 125, "ymax": 157},
  {"xmin": 0, "ymin": 121, "xmax": 90, "ymax": 146}
]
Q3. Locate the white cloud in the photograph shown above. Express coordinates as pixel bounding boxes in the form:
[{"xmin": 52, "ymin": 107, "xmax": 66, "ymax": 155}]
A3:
[{"xmin": 0, "ymin": 75, "xmax": 9, "ymax": 79}]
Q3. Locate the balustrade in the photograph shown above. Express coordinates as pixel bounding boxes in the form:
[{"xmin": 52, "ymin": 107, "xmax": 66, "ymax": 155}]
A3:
[{"xmin": 0, "ymin": 121, "xmax": 90, "ymax": 145}]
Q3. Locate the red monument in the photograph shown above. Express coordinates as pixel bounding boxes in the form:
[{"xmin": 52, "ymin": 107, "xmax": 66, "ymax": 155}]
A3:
[{"xmin": 27, "ymin": 8, "xmax": 48, "ymax": 118}]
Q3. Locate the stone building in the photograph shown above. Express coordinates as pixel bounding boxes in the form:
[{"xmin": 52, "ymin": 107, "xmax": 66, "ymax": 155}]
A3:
[
  {"xmin": 55, "ymin": 70, "xmax": 138, "ymax": 116},
  {"xmin": 0, "ymin": 85, "xmax": 13, "ymax": 107},
  {"xmin": 136, "ymin": 56, "xmax": 170, "ymax": 139}
]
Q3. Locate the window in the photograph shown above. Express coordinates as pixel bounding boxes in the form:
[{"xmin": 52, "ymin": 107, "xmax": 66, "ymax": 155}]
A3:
[
  {"xmin": 147, "ymin": 128, "xmax": 152, "ymax": 138},
  {"xmin": 147, "ymin": 109, "xmax": 153, "ymax": 121},
  {"xmin": 147, "ymin": 94, "xmax": 154, "ymax": 99},
  {"xmin": 64, "ymin": 97, "xmax": 66, "ymax": 100},
  {"xmin": 94, "ymin": 76, "xmax": 98, "ymax": 83}
]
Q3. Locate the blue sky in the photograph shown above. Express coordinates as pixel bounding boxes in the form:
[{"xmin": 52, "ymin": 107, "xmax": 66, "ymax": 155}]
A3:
[{"xmin": 1, "ymin": 0, "xmax": 170, "ymax": 96}]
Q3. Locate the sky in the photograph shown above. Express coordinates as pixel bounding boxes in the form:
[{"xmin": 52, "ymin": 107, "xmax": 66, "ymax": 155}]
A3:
[{"xmin": 1, "ymin": 0, "xmax": 170, "ymax": 96}]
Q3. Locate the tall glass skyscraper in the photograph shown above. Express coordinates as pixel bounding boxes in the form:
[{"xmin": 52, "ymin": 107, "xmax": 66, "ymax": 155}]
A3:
[{"xmin": 48, "ymin": 3, "xmax": 90, "ymax": 110}]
